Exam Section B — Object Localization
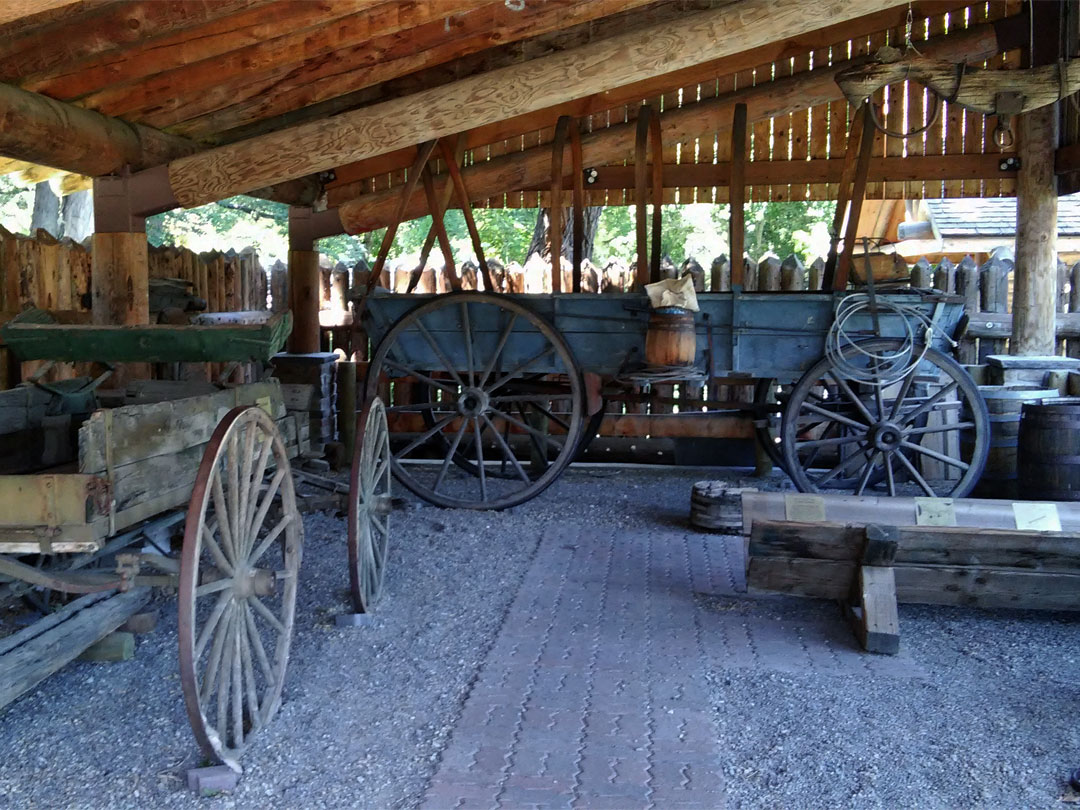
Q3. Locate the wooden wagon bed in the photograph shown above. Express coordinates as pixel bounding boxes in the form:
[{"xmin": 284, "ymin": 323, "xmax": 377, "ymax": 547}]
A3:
[{"xmin": 0, "ymin": 380, "xmax": 309, "ymax": 554}]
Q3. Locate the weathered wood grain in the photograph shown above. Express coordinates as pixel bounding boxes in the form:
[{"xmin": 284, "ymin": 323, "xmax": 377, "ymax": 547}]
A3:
[{"xmin": 165, "ymin": 0, "xmax": 912, "ymax": 207}]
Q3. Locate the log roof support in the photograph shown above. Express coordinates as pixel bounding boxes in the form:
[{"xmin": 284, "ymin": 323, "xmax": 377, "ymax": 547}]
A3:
[
  {"xmin": 333, "ymin": 17, "xmax": 1015, "ymax": 235},
  {"xmin": 0, "ymin": 82, "xmax": 320, "ymax": 207},
  {"xmin": 158, "ymin": 0, "xmax": 914, "ymax": 208}
]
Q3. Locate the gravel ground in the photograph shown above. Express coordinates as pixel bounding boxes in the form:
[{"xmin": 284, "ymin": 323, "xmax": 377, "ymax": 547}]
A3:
[{"xmin": 0, "ymin": 465, "xmax": 1077, "ymax": 809}]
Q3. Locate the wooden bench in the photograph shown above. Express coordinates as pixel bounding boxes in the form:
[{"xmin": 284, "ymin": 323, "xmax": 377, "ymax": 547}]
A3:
[{"xmin": 746, "ymin": 520, "xmax": 1080, "ymax": 654}]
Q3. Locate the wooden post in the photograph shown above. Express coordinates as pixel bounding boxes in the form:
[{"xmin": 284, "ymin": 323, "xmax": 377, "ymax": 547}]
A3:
[
  {"xmin": 91, "ymin": 175, "xmax": 150, "ymax": 383},
  {"xmin": 729, "ymin": 103, "xmax": 747, "ymax": 287},
  {"xmin": 1013, "ymin": 104, "xmax": 1059, "ymax": 356},
  {"xmin": 288, "ymin": 207, "xmax": 323, "ymax": 354},
  {"xmin": 337, "ymin": 360, "xmax": 357, "ymax": 460}
]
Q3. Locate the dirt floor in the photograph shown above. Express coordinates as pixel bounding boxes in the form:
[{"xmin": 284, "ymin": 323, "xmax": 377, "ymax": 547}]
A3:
[{"xmin": 0, "ymin": 466, "xmax": 1076, "ymax": 809}]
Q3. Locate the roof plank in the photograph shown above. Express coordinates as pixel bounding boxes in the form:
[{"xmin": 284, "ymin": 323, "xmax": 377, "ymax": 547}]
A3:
[
  {"xmin": 162, "ymin": 0, "xmax": 914, "ymax": 207},
  {"xmin": 69, "ymin": 0, "xmax": 489, "ymax": 123},
  {"xmin": 165, "ymin": 0, "xmax": 653, "ymax": 139},
  {"xmin": 0, "ymin": 0, "xmax": 266, "ymax": 85}
]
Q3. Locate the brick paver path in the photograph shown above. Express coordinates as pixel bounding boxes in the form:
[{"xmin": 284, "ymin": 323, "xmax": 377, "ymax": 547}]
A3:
[{"xmin": 421, "ymin": 522, "xmax": 921, "ymax": 809}]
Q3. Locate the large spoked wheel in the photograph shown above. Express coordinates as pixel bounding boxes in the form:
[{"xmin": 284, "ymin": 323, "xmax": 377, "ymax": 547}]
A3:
[
  {"xmin": 367, "ymin": 292, "xmax": 585, "ymax": 510},
  {"xmin": 781, "ymin": 338, "xmax": 989, "ymax": 497},
  {"xmin": 348, "ymin": 397, "xmax": 391, "ymax": 614},
  {"xmin": 179, "ymin": 406, "xmax": 302, "ymax": 770}
]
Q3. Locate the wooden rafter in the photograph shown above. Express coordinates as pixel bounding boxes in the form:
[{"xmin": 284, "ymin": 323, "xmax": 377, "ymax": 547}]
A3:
[
  {"xmin": 333, "ymin": 19, "xmax": 1008, "ymax": 234},
  {"xmin": 0, "ymin": 82, "xmax": 318, "ymax": 206},
  {"xmin": 70, "ymin": 0, "xmax": 489, "ymax": 128},
  {"xmin": 325, "ymin": 0, "xmax": 985, "ymax": 200},
  {"xmin": 0, "ymin": 0, "xmax": 266, "ymax": 84},
  {"xmin": 161, "ymin": 0, "xmax": 914, "ymax": 208}
]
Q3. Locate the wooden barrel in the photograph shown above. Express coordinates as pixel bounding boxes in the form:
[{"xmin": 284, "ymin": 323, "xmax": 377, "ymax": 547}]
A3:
[
  {"xmin": 962, "ymin": 385, "xmax": 1058, "ymax": 498},
  {"xmin": 645, "ymin": 307, "xmax": 695, "ymax": 366},
  {"xmin": 1019, "ymin": 397, "xmax": 1080, "ymax": 500}
]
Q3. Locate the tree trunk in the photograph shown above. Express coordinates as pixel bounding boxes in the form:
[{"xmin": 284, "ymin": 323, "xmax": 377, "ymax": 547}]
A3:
[
  {"xmin": 30, "ymin": 181, "xmax": 59, "ymax": 237},
  {"xmin": 60, "ymin": 189, "xmax": 93, "ymax": 243},
  {"xmin": 526, "ymin": 206, "xmax": 601, "ymax": 261}
]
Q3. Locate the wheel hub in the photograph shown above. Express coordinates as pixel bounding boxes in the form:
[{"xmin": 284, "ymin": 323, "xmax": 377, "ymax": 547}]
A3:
[
  {"xmin": 868, "ymin": 421, "xmax": 904, "ymax": 452},
  {"xmin": 456, "ymin": 387, "xmax": 489, "ymax": 417}
]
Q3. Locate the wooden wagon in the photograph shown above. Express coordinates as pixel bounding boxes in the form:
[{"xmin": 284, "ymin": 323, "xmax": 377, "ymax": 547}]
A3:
[{"xmin": 0, "ymin": 310, "xmax": 391, "ymax": 772}]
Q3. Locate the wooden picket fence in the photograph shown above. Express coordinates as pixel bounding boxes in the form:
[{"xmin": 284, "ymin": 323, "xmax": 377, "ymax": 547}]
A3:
[{"xmin": 0, "ymin": 229, "xmax": 273, "ymax": 389}]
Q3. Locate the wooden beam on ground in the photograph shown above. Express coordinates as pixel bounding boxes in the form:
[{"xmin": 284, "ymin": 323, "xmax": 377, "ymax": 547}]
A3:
[
  {"xmin": 332, "ymin": 20, "xmax": 1008, "ymax": 232},
  {"xmin": 0, "ymin": 82, "xmax": 319, "ymax": 206},
  {"xmin": 162, "ymin": 0, "xmax": 913, "ymax": 208}
]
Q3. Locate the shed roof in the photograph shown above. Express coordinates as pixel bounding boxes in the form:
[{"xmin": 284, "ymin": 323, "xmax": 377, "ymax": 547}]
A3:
[{"xmin": 924, "ymin": 196, "xmax": 1080, "ymax": 238}]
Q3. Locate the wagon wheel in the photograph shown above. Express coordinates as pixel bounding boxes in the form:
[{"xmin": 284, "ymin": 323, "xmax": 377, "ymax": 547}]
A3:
[
  {"xmin": 781, "ymin": 338, "xmax": 989, "ymax": 497},
  {"xmin": 368, "ymin": 292, "xmax": 585, "ymax": 510},
  {"xmin": 179, "ymin": 406, "xmax": 302, "ymax": 770},
  {"xmin": 752, "ymin": 378, "xmax": 785, "ymax": 470},
  {"xmin": 347, "ymin": 396, "xmax": 391, "ymax": 613}
]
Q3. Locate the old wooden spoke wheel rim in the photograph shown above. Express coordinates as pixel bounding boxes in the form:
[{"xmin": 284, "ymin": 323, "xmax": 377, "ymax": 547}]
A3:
[
  {"xmin": 179, "ymin": 406, "xmax": 302, "ymax": 770},
  {"xmin": 348, "ymin": 396, "xmax": 391, "ymax": 613},
  {"xmin": 780, "ymin": 338, "xmax": 988, "ymax": 498},
  {"xmin": 367, "ymin": 292, "xmax": 585, "ymax": 510}
]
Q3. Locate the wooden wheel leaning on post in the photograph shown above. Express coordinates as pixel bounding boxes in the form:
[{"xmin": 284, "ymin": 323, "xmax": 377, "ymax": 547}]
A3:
[
  {"xmin": 178, "ymin": 405, "xmax": 302, "ymax": 771},
  {"xmin": 348, "ymin": 396, "xmax": 391, "ymax": 614}
]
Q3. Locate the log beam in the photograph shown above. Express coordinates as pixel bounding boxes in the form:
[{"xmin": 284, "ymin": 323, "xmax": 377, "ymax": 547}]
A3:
[
  {"xmin": 162, "ymin": 0, "xmax": 913, "ymax": 208},
  {"xmin": 334, "ymin": 20, "xmax": 1008, "ymax": 233},
  {"xmin": 0, "ymin": 82, "xmax": 320, "ymax": 206},
  {"xmin": 1012, "ymin": 3, "xmax": 1062, "ymax": 356}
]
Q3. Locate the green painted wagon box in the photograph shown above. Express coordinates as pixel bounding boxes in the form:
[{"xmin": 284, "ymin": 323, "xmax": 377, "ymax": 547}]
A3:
[{"xmin": 1, "ymin": 309, "xmax": 292, "ymax": 363}]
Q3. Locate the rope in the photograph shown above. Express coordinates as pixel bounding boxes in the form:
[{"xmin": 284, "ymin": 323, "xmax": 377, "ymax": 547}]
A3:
[{"xmin": 824, "ymin": 294, "xmax": 955, "ymax": 387}]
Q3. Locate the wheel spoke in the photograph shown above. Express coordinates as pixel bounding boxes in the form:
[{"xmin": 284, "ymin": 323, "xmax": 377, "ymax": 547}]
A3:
[
  {"xmin": 815, "ymin": 444, "xmax": 872, "ymax": 487},
  {"xmin": 414, "ymin": 319, "xmax": 466, "ymax": 388},
  {"xmin": 887, "ymin": 368, "xmax": 918, "ymax": 421},
  {"xmin": 248, "ymin": 512, "xmax": 294, "ymax": 568},
  {"xmin": 395, "ymin": 412, "xmax": 458, "ymax": 459},
  {"xmin": 238, "ymin": 614, "xmax": 261, "ymax": 732},
  {"xmin": 473, "ymin": 416, "xmax": 488, "ymax": 502},
  {"xmin": 215, "ymin": 605, "xmax": 236, "ymax": 728},
  {"xmin": 854, "ymin": 451, "xmax": 881, "ymax": 496},
  {"xmin": 894, "ymin": 449, "xmax": 936, "ymax": 496},
  {"xmin": 195, "ymin": 590, "xmax": 233, "ymax": 661},
  {"xmin": 825, "ymin": 371, "xmax": 876, "ymax": 425},
  {"xmin": 246, "ymin": 467, "xmax": 286, "ymax": 552},
  {"xmin": 898, "ymin": 380, "xmax": 959, "ymax": 426},
  {"xmin": 250, "ymin": 595, "xmax": 286, "ymax": 635},
  {"xmin": 478, "ymin": 312, "xmax": 518, "ymax": 389},
  {"xmin": 382, "ymin": 358, "xmax": 457, "ymax": 394},
  {"xmin": 524, "ymin": 400, "xmax": 571, "ymax": 432},
  {"xmin": 481, "ymin": 412, "xmax": 530, "ymax": 482},
  {"xmin": 485, "ymin": 346, "xmax": 555, "ymax": 394},
  {"xmin": 211, "ymin": 475, "xmax": 238, "ymax": 566},
  {"xmin": 244, "ymin": 602, "xmax": 274, "ymax": 684},
  {"xmin": 884, "ymin": 451, "xmax": 896, "ymax": 497},
  {"xmin": 201, "ymin": 603, "xmax": 233, "ymax": 704},
  {"xmin": 433, "ymin": 419, "xmax": 468, "ymax": 494},
  {"xmin": 201, "ymin": 524, "xmax": 235, "ymax": 577},
  {"xmin": 244, "ymin": 434, "xmax": 274, "ymax": 540},
  {"xmin": 800, "ymin": 401, "xmax": 868, "ymax": 432},
  {"xmin": 905, "ymin": 421, "xmax": 975, "ymax": 437},
  {"xmin": 231, "ymin": 622, "xmax": 244, "ymax": 748},
  {"xmin": 236, "ymin": 425, "xmax": 258, "ymax": 560},
  {"xmin": 488, "ymin": 407, "xmax": 566, "ymax": 454},
  {"xmin": 195, "ymin": 577, "xmax": 234, "ymax": 598},
  {"xmin": 900, "ymin": 440, "xmax": 970, "ymax": 471},
  {"xmin": 795, "ymin": 432, "xmax": 867, "ymax": 450},
  {"xmin": 227, "ymin": 435, "xmax": 241, "ymax": 548}
]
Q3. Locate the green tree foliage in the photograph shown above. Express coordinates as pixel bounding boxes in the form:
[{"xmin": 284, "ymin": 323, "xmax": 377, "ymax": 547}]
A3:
[{"xmin": 0, "ymin": 176, "xmax": 33, "ymax": 234}]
